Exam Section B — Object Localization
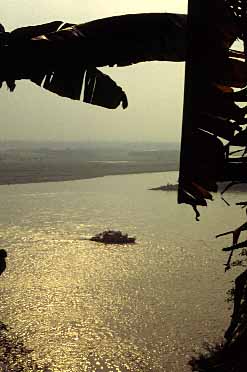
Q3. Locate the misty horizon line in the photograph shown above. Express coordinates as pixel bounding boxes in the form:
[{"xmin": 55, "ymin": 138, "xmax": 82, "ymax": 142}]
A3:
[{"xmin": 0, "ymin": 139, "xmax": 180, "ymax": 147}]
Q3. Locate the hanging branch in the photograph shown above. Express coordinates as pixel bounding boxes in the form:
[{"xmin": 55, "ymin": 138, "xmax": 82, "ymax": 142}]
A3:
[{"xmin": 217, "ymin": 222, "xmax": 247, "ymax": 270}]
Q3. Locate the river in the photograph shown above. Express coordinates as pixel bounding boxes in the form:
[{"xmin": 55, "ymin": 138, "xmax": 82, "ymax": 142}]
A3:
[{"xmin": 0, "ymin": 171, "xmax": 245, "ymax": 372}]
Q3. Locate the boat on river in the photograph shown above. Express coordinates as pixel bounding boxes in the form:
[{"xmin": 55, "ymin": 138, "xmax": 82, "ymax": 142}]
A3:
[{"xmin": 90, "ymin": 230, "xmax": 136, "ymax": 244}]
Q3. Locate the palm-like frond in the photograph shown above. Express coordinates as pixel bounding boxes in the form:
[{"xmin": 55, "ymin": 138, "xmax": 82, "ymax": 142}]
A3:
[{"xmin": 0, "ymin": 13, "xmax": 186, "ymax": 109}]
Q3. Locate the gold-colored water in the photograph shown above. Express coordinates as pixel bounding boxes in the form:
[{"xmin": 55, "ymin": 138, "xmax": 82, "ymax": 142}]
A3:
[{"xmin": 0, "ymin": 173, "xmax": 241, "ymax": 371}]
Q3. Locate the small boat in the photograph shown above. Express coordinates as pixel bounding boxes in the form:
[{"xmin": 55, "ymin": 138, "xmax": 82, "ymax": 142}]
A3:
[{"xmin": 90, "ymin": 230, "xmax": 136, "ymax": 244}]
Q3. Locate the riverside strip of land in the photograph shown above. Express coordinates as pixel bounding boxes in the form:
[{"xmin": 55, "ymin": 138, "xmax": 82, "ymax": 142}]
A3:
[{"xmin": 0, "ymin": 141, "xmax": 179, "ymax": 185}]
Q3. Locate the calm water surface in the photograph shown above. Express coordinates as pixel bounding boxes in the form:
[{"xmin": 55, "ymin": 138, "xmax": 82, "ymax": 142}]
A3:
[{"xmin": 0, "ymin": 171, "xmax": 245, "ymax": 372}]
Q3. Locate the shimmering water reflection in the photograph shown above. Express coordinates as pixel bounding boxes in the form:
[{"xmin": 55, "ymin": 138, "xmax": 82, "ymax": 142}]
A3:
[{"xmin": 0, "ymin": 172, "xmax": 244, "ymax": 371}]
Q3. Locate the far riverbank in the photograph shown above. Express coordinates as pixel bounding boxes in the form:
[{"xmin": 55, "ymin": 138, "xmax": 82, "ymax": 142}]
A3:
[
  {"xmin": 0, "ymin": 160, "xmax": 178, "ymax": 185},
  {"xmin": 0, "ymin": 141, "xmax": 179, "ymax": 185}
]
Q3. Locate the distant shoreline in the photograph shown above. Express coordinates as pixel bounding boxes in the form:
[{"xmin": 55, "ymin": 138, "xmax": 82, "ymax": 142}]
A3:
[
  {"xmin": 0, "ymin": 141, "xmax": 180, "ymax": 186},
  {"xmin": 0, "ymin": 162, "xmax": 178, "ymax": 186},
  {"xmin": 2, "ymin": 163, "xmax": 247, "ymax": 193}
]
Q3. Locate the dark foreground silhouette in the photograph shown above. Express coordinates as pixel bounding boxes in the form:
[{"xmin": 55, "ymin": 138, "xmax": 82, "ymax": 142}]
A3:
[
  {"xmin": 0, "ymin": 321, "xmax": 52, "ymax": 371},
  {"xmin": 0, "ymin": 13, "xmax": 186, "ymax": 110},
  {"xmin": 190, "ymin": 247, "xmax": 247, "ymax": 372},
  {"xmin": 0, "ymin": 250, "xmax": 7, "ymax": 276}
]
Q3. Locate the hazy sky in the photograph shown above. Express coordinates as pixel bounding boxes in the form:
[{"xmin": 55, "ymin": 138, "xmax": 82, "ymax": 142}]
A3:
[{"xmin": 1, "ymin": 1, "xmax": 187, "ymax": 142}]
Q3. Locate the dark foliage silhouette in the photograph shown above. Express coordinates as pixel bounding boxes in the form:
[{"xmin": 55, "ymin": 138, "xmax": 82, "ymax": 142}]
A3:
[
  {"xmin": 183, "ymin": 1, "xmax": 247, "ymax": 370},
  {"xmin": 0, "ymin": 321, "xmax": 51, "ymax": 371},
  {"xmin": 179, "ymin": 0, "xmax": 247, "ymax": 221},
  {"xmin": 0, "ymin": 13, "xmax": 187, "ymax": 109},
  {"xmin": 0, "ymin": 250, "xmax": 7, "ymax": 276}
]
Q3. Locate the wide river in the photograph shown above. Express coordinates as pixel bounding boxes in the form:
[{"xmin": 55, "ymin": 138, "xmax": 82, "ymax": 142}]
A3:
[{"xmin": 0, "ymin": 171, "xmax": 245, "ymax": 372}]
